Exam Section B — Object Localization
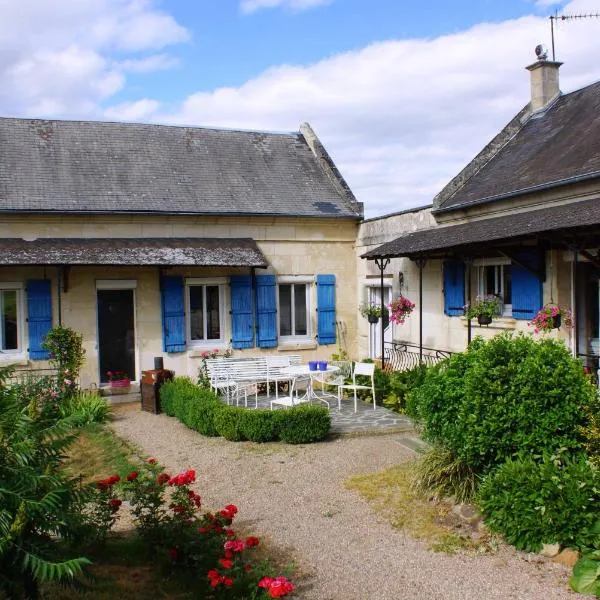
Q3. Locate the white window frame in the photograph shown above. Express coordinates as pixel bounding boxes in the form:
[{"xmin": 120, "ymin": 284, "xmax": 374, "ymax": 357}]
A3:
[
  {"xmin": 473, "ymin": 259, "xmax": 512, "ymax": 317},
  {"xmin": 0, "ymin": 282, "xmax": 25, "ymax": 357},
  {"xmin": 185, "ymin": 277, "xmax": 226, "ymax": 347},
  {"xmin": 277, "ymin": 276, "xmax": 313, "ymax": 343}
]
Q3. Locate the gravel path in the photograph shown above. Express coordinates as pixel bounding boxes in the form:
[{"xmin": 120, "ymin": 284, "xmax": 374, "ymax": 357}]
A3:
[{"xmin": 110, "ymin": 405, "xmax": 578, "ymax": 600}]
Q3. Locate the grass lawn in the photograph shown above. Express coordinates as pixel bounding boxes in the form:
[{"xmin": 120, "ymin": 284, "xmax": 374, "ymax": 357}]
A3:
[{"xmin": 346, "ymin": 461, "xmax": 498, "ymax": 554}]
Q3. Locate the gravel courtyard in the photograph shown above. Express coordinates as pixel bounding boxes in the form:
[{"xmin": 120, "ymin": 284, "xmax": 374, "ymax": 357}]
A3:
[{"xmin": 110, "ymin": 404, "xmax": 578, "ymax": 600}]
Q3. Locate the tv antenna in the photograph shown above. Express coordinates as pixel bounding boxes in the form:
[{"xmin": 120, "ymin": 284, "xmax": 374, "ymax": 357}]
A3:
[{"xmin": 549, "ymin": 12, "xmax": 600, "ymax": 61}]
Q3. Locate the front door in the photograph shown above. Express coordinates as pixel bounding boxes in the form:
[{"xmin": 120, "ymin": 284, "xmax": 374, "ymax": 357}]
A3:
[
  {"xmin": 368, "ymin": 286, "xmax": 392, "ymax": 359},
  {"xmin": 97, "ymin": 289, "xmax": 135, "ymax": 384}
]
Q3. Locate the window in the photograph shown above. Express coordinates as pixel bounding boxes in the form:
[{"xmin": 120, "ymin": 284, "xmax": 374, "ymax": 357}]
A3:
[
  {"xmin": 278, "ymin": 281, "xmax": 311, "ymax": 340},
  {"xmin": 476, "ymin": 262, "xmax": 512, "ymax": 316},
  {"xmin": 0, "ymin": 285, "xmax": 22, "ymax": 353},
  {"xmin": 185, "ymin": 279, "xmax": 225, "ymax": 345}
]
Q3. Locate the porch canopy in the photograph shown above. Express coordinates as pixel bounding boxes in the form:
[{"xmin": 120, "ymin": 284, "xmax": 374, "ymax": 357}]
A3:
[
  {"xmin": 361, "ymin": 198, "xmax": 600, "ymax": 262},
  {"xmin": 0, "ymin": 237, "xmax": 269, "ymax": 267},
  {"xmin": 361, "ymin": 198, "xmax": 600, "ymax": 365}
]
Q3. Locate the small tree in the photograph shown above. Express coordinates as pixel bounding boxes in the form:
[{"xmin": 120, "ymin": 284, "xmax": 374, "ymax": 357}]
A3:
[{"xmin": 42, "ymin": 327, "xmax": 85, "ymax": 395}]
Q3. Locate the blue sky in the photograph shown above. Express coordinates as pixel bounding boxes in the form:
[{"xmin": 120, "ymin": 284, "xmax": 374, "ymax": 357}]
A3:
[{"xmin": 1, "ymin": 0, "xmax": 598, "ymax": 216}]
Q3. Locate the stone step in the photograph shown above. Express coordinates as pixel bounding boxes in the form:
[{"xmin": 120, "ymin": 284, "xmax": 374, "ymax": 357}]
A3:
[
  {"xmin": 104, "ymin": 392, "xmax": 140, "ymax": 405},
  {"xmin": 395, "ymin": 435, "xmax": 430, "ymax": 453}
]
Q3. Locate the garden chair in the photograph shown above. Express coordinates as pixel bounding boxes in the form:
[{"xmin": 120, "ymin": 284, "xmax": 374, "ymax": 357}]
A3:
[
  {"xmin": 269, "ymin": 376, "xmax": 310, "ymax": 410},
  {"xmin": 337, "ymin": 362, "xmax": 376, "ymax": 412},
  {"xmin": 314, "ymin": 360, "xmax": 352, "ymax": 410},
  {"xmin": 265, "ymin": 355, "xmax": 293, "ymax": 399}
]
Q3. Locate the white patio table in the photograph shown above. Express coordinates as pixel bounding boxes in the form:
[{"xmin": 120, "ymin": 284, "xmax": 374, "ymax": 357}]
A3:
[{"xmin": 281, "ymin": 364, "xmax": 339, "ymax": 408}]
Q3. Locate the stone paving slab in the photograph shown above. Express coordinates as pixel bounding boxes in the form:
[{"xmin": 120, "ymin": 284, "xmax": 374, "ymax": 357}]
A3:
[{"xmin": 229, "ymin": 391, "xmax": 414, "ymax": 435}]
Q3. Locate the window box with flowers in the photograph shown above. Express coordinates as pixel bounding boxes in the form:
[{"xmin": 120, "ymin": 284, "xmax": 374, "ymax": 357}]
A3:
[
  {"xmin": 464, "ymin": 294, "xmax": 502, "ymax": 326},
  {"xmin": 388, "ymin": 294, "xmax": 415, "ymax": 325},
  {"xmin": 529, "ymin": 304, "xmax": 573, "ymax": 334},
  {"xmin": 107, "ymin": 370, "xmax": 131, "ymax": 389}
]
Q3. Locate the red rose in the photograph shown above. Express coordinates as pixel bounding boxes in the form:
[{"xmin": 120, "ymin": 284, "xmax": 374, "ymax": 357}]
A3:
[
  {"xmin": 218, "ymin": 559, "xmax": 233, "ymax": 569},
  {"xmin": 126, "ymin": 471, "xmax": 138, "ymax": 481},
  {"xmin": 224, "ymin": 503, "xmax": 238, "ymax": 515},
  {"xmin": 224, "ymin": 550, "xmax": 233, "ymax": 559},
  {"xmin": 109, "ymin": 498, "xmax": 122, "ymax": 511},
  {"xmin": 258, "ymin": 577, "xmax": 274, "ymax": 589},
  {"xmin": 207, "ymin": 569, "xmax": 219, "ymax": 580},
  {"xmin": 245, "ymin": 536, "xmax": 260, "ymax": 547},
  {"xmin": 147, "ymin": 458, "xmax": 157, "ymax": 465},
  {"xmin": 173, "ymin": 506, "xmax": 185, "ymax": 514},
  {"xmin": 157, "ymin": 473, "xmax": 170, "ymax": 485},
  {"xmin": 223, "ymin": 577, "xmax": 234, "ymax": 588},
  {"xmin": 108, "ymin": 475, "xmax": 120, "ymax": 485},
  {"xmin": 96, "ymin": 480, "xmax": 109, "ymax": 491},
  {"xmin": 198, "ymin": 527, "xmax": 208, "ymax": 533}
]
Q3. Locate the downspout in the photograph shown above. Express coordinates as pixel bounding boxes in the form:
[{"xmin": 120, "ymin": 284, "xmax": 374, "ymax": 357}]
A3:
[
  {"xmin": 416, "ymin": 259, "xmax": 427, "ymax": 364},
  {"xmin": 251, "ymin": 267, "xmax": 257, "ymax": 348},
  {"xmin": 572, "ymin": 249, "xmax": 579, "ymax": 357},
  {"xmin": 57, "ymin": 266, "xmax": 62, "ymax": 326}
]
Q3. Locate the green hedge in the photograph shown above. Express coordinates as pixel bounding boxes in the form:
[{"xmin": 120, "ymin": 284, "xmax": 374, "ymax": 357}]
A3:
[{"xmin": 160, "ymin": 378, "xmax": 330, "ymax": 444}]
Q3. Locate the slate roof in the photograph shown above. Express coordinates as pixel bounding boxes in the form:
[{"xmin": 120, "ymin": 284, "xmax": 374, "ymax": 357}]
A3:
[
  {"xmin": 362, "ymin": 198, "xmax": 600, "ymax": 259},
  {"xmin": 0, "ymin": 238, "xmax": 268, "ymax": 267},
  {"xmin": 435, "ymin": 80, "xmax": 600, "ymax": 212},
  {"xmin": 0, "ymin": 118, "xmax": 361, "ymax": 218}
]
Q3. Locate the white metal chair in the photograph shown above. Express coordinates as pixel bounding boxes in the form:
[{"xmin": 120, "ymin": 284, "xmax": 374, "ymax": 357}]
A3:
[
  {"xmin": 269, "ymin": 377, "xmax": 310, "ymax": 410},
  {"xmin": 265, "ymin": 356, "xmax": 292, "ymax": 399},
  {"xmin": 337, "ymin": 362, "xmax": 376, "ymax": 412},
  {"xmin": 315, "ymin": 360, "xmax": 352, "ymax": 410}
]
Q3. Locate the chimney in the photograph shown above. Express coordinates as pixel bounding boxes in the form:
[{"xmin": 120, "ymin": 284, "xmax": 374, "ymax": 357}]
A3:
[{"xmin": 526, "ymin": 46, "xmax": 562, "ymax": 113}]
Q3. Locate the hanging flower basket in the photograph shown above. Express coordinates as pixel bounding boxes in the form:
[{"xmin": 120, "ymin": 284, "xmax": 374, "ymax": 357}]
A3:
[
  {"xmin": 359, "ymin": 302, "xmax": 386, "ymax": 323},
  {"xmin": 367, "ymin": 314, "xmax": 380, "ymax": 324},
  {"xmin": 529, "ymin": 305, "xmax": 572, "ymax": 334},
  {"xmin": 388, "ymin": 294, "xmax": 415, "ymax": 325},
  {"xmin": 464, "ymin": 295, "xmax": 502, "ymax": 325}
]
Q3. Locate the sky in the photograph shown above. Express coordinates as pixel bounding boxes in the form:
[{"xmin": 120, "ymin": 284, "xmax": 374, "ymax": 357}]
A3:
[{"xmin": 1, "ymin": 0, "xmax": 600, "ymax": 217}]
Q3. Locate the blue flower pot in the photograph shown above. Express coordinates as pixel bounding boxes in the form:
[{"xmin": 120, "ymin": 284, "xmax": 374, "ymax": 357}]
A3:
[
  {"xmin": 317, "ymin": 361, "xmax": 328, "ymax": 371},
  {"xmin": 308, "ymin": 361, "xmax": 318, "ymax": 371}
]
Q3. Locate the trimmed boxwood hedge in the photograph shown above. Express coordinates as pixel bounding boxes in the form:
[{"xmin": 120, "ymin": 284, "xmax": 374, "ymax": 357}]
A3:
[{"xmin": 159, "ymin": 377, "xmax": 331, "ymax": 444}]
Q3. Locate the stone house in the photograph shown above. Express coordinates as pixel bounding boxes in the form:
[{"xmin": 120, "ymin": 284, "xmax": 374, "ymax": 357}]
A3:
[
  {"xmin": 0, "ymin": 119, "xmax": 362, "ymax": 387},
  {"xmin": 361, "ymin": 54, "xmax": 600, "ymax": 372}
]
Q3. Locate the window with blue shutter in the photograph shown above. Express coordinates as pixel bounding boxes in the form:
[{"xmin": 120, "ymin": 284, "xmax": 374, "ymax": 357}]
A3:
[
  {"xmin": 27, "ymin": 279, "xmax": 52, "ymax": 360},
  {"xmin": 511, "ymin": 251, "xmax": 543, "ymax": 320},
  {"xmin": 230, "ymin": 275, "xmax": 254, "ymax": 349},
  {"xmin": 316, "ymin": 274, "xmax": 336, "ymax": 345},
  {"xmin": 443, "ymin": 260, "xmax": 465, "ymax": 316},
  {"xmin": 160, "ymin": 276, "xmax": 186, "ymax": 353},
  {"xmin": 256, "ymin": 275, "xmax": 277, "ymax": 348}
]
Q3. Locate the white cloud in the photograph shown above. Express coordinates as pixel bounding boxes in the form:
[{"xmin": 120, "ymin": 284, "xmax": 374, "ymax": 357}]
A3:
[
  {"xmin": 0, "ymin": 0, "xmax": 188, "ymax": 117},
  {"xmin": 240, "ymin": 0, "xmax": 332, "ymax": 15},
  {"xmin": 535, "ymin": 0, "xmax": 563, "ymax": 6},
  {"xmin": 135, "ymin": 0, "xmax": 600, "ymax": 216},
  {"xmin": 104, "ymin": 98, "xmax": 161, "ymax": 121}
]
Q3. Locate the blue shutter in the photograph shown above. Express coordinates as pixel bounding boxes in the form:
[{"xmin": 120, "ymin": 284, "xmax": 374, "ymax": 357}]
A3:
[
  {"xmin": 230, "ymin": 275, "xmax": 254, "ymax": 349},
  {"xmin": 27, "ymin": 279, "xmax": 52, "ymax": 360},
  {"xmin": 511, "ymin": 252, "xmax": 543, "ymax": 320},
  {"xmin": 160, "ymin": 276, "xmax": 186, "ymax": 353},
  {"xmin": 316, "ymin": 274, "xmax": 336, "ymax": 345},
  {"xmin": 256, "ymin": 275, "xmax": 277, "ymax": 348},
  {"xmin": 443, "ymin": 260, "xmax": 465, "ymax": 316}
]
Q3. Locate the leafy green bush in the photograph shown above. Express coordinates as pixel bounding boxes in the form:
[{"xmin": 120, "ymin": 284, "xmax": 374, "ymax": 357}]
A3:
[
  {"xmin": 0, "ymin": 366, "xmax": 92, "ymax": 598},
  {"xmin": 384, "ymin": 364, "xmax": 429, "ymax": 413},
  {"xmin": 582, "ymin": 390, "xmax": 600, "ymax": 468},
  {"xmin": 410, "ymin": 446, "xmax": 479, "ymax": 504},
  {"xmin": 409, "ymin": 333, "xmax": 596, "ymax": 472},
  {"xmin": 213, "ymin": 407, "xmax": 246, "ymax": 441},
  {"xmin": 238, "ymin": 410, "xmax": 280, "ymax": 443},
  {"xmin": 278, "ymin": 405, "xmax": 331, "ymax": 444},
  {"xmin": 570, "ymin": 523, "xmax": 600, "ymax": 597},
  {"xmin": 43, "ymin": 326, "xmax": 86, "ymax": 397},
  {"xmin": 59, "ymin": 390, "xmax": 110, "ymax": 425},
  {"xmin": 477, "ymin": 452, "xmax": 600, "ymax": 552},
  {"xmin": 160, "ymin": 378, "xmax": 330, "ymax": 443}
]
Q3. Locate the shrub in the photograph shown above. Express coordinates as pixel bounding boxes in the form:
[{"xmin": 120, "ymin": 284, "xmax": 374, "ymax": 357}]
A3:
[
  {"xmin": 59, "ymin": 390, "xmax": 110, "ymax": 425},
  {"xmin": 409, "ymin": 333, "xmax": 596, "ymax": 473},
  {"xmin": 384, "ymin": 364, "xmax": 429, "ymax": 413},
  {"xmin": 410, "ymin": 446, "xmax": 479, "ymax": 504},
  {"xmin": 582, "ymin": 389, "xmax": 600, "ymax": 468},
  {"xmin": 477, "ymin": 452, "xmax": 600, "ymax": 552},
  {"xmin": 278, "ymin": 405, "xmax": 331, "ymax": 444},
  {"xmin": 238, "ymin": 410, "xmax": 279, "ymax": 443},
  {"xmin": 161, "ymin": 377, "xmax": 331, "ymax": 444},
  {"xmin": 43, "ymin": 326, "xmax": 85, "ymax": 397},
  {"xmin": 213, "ymin": 407, "xmax": 246, "ymax": 441}
]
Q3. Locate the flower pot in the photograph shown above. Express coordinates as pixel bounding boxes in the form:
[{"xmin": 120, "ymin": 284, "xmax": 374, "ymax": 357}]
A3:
[
  {"xmin": 477, "ymin": 315, "xmax": 492, "ymax": 326},
  {"xmin": 551, "ymin": 314, "xmax": 561, "ymax": 329},
  {"xmin": 317, "ymin": 361, "xmax": 328, "ymax": 371},
  {"xmin": 110, "ymin": 378, "xmax": 131, "ymax": 389},
  {"xmin": 308, "ymin": 361, "xmax": 318, "ymax": 371},
  {"xmin": 367, "ymin": 314, "xmax": 379, "ymax": 324}
]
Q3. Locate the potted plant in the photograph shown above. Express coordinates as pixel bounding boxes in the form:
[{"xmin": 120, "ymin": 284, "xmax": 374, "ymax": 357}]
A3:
[
  {"xmin": 529, "ymin": 304, "xmax": 573, "ymax": 334},
  {"xmin": 107, "ymin": 370, "xmax": 131, "ymax": 389},
  {"xmin": 464, "ymin": 294, "xmax": 502, "ymax": 325},
  {"xmin": 388, "ymin": 294, "xmax": 415, "ymax": 325},
  {"xmin": 360, "ymin": 303, "xmax": 385, "ymax": 324}
]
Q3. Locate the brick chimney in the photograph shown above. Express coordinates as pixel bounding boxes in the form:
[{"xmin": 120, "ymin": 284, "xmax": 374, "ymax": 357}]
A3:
[{"xmin": 526, "ymin": 49, "xmax": 562, "ymax": 112}]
